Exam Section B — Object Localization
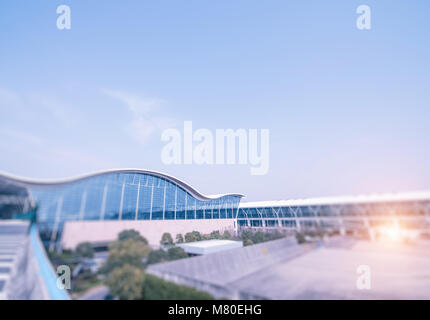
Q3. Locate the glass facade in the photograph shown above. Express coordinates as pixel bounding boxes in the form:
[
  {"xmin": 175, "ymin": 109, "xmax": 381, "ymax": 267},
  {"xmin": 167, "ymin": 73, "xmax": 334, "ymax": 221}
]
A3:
[
  {"xmin": 2, "ymin": 169, "xmax": 430, "ymax": 250},
  {"xmin": 0, "ymin": 178, "xmax": 32, "ymax": 219},
  {"xmin": 15, "ymin": 170, "xmax": 243, "ymax": 250},
  {"xmin": 237, "ymin": 200, "xmax": 430, "ymax": 230}
]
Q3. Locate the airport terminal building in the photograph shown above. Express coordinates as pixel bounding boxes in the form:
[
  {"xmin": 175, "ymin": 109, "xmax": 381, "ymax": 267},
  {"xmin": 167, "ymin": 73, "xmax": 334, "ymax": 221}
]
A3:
[
  {"xmin": 1, "ymin": 168, "xmax": 430, "ymax": 251},
  {"xmin": 237, "ymin": 194, "xmax": 430, "ymax": 236},
  {"xmin": 0, "ymin": 169, "xmax": 243, "ymax": 251}
]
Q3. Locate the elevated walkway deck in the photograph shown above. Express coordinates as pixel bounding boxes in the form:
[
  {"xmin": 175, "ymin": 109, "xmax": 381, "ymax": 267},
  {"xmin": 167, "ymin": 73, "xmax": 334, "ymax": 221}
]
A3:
[{"xmin": 0, "ymin": 220, "xmax": 70, "ymax": 300}]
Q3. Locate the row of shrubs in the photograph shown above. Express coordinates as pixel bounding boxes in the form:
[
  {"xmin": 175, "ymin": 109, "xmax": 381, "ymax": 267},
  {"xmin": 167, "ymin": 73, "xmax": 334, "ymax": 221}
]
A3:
[
  {"xmin": 164, "ymin": 229, "xmax": 286, "ymax": 248},
  {"xmin": 240, "ymin": 230, "xmax": 285, "ymax": 246},
  {"xmin": 142, "ymin": 274, "xmax": 213, "ymax": 300},
  {"xmin": 161, "ymin": 229, "xmax": 232, "ymax": 246}
]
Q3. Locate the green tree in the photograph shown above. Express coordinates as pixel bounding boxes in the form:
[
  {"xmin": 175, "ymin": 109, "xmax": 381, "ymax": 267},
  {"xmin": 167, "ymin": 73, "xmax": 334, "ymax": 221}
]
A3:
[
  {"xmin": 146, "ymin": 249, "xmax": 168, "ymax": 265},
  {"xmin": 106, "ymin": 264, "xmax": 145, "ymax": 300},
  {"xmin": 102, "ymin": 238, "xmax": 150, "ymax": 273},
  {"xmin": 240, "ymin": 230, "xmax": 253, "ymax": 242},
  {"xmin": 222, "ymin": 230, "xmax": 231, "ymax": 240},
  {"xmin": 184, "ymin": 232, "xmax": 194, "ymax": 242},
  {"xmin": 296, "ymin": 232, "xmax": 306, "ymax": 244},
  {"xmin": 185, "ymin": 231, "xmax": 202, "ymax": 243},
  {"xmin": 209, "ymin": 230, "xmax": 221, "ymax": 240},
  {"xmin": 192, "ymin": 231, "xmax": 202, "ymax": 241},
  {"xmin": 75, "ymin": 242, "xmax": 94, "ymax": 258},
  {"xmin": 244, "ymin": 239, "xmax": 254, "ymax": 246},
  {"xmin": 253, "ymin": 231, "xmax": 265, "ymax": 244},
  {"xmin": 269, "ymin": 230, "xmax": 284, "ymax": 241},
  {"xmin": 118, "ymin": 229, "xmax": 148, "ymax": 245},
  {"xmin": 167, "ymin": 247, "xmax": 188, "ymax": 261},
  {"xmin": 160, "ymin": 232, "xmax": 174, "ymax": 246},
  {"xmin": 175, "ymin": 233, "xmax": 184, "ymax": 244},
  {"xmin": 238, "ymin": 230, "xmax": 284, "ymax": 246}
]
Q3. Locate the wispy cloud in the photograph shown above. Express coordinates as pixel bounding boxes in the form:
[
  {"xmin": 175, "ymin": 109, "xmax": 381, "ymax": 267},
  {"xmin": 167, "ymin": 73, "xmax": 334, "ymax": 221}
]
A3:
[
  {"xmin": 102, "ymin": 89, "xmax": 175, "ymax": 144},
  {"xmin": 0, "ymin": 87, "xmax": 116, "ymax": 175},
  {"xmin": 0, "ymin": 126, "xmax": 118, "ymax": 177},
  {"xmin": 102, "ymin": 89, "xmax": 163, "ymax": 114},
  {"xmin": 0, "ymin": 87, "xmax": 78, "ymax": 127}
]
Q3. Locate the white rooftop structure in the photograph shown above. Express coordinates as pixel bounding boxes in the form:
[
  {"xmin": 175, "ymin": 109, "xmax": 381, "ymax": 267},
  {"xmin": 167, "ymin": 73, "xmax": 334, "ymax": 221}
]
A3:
[
  {"xmin": 239, "ymin": 190, "xmax": 430, "ymax": 208},
  {"xmin": 177, "ymin": 239, "xmax": 243, "ymax": 255}
]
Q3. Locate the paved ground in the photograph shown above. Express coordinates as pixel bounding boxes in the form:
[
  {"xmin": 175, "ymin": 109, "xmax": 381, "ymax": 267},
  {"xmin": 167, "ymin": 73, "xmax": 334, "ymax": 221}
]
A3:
[{"xmin": 231, "ymin": 240, "xmax": 430, "ymax": 299}]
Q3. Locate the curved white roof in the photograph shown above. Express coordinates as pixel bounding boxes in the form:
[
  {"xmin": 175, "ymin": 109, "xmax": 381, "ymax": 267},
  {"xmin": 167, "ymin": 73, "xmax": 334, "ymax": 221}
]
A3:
[
  {"xmin": 240, "ymin": 190, "xmax": 430, "ymax": 208},
  {"xmin": 0, "ymin": 168, "xmax": 244, "ymax": 202}
]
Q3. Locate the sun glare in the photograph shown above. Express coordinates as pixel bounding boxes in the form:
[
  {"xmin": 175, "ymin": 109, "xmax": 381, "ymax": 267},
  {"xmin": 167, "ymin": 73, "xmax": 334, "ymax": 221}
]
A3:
[
  {"xmin": 380, "ymin": 226, "xmax": 401, "ymax": 241},
  {"xmin": 377, "ymin": 223, "xmax": 418, "ymax": 243}
]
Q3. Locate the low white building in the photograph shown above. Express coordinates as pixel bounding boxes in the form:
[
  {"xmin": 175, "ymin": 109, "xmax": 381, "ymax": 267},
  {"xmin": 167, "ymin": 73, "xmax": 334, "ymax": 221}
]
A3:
[{"xmin": 177, "ymin": 239, "xmax": 243, "ymax": 256}]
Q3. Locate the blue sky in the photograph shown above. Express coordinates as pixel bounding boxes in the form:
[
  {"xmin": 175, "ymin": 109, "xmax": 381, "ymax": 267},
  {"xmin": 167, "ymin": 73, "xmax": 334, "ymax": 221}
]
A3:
[{"xmin": 1, "ymin": 0, "xmax": 429, "ymax": 201}]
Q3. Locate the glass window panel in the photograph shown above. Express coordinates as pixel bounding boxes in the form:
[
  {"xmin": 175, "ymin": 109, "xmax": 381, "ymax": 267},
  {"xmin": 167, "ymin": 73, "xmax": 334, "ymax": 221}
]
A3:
[
  {"xmin": 138, "ymin": 185, "xmax": 152, "ymax": 220},
  {"xmin": 151, "ymin": 185, "xmax": 164, "ymax": 220},
  {"xmin": 121, "ymin": 183, "xmax": 138, "ymax": 220}
]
